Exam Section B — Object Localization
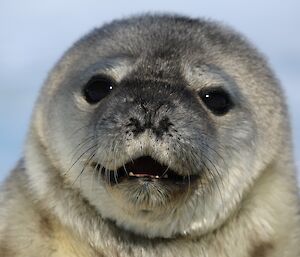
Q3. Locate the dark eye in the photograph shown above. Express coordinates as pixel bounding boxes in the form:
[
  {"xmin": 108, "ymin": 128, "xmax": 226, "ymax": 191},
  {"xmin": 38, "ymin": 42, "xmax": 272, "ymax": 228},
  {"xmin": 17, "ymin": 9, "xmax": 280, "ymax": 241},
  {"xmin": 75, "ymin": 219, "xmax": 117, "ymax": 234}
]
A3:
[
  {"xmin": 198, "ymin": 88, "xmax": 234, "ymax": 115},
  {"xmin": 83, "ymin": 75, "xmax": 114, "ymax": 104}
]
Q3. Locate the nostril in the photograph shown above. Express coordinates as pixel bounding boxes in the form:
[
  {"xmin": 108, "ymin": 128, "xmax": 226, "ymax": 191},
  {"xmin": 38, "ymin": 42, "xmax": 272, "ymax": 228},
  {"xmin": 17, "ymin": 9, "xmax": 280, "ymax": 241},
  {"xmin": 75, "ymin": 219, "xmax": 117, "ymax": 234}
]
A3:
[
  {"xmin": 127, "ymin": 118, "xmax": 145, "ymax": 136},
  {"xmin": 153, "ymin": 116, "xmax": 173, "ymax": 137},
  {"xmin": 159, "ymin": 117, "xmax": 173, "ymax": 130},
  {"xmin": 126, "ymin": 116, "xmax": 173, "ymax": 138}
]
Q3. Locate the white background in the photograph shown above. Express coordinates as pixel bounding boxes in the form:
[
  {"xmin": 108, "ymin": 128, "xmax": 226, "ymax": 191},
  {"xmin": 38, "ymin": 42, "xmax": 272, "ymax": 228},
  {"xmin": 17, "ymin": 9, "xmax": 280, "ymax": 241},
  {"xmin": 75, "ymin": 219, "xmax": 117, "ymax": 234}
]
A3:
[{"xmin": 0, "ymin": 0, "xmax": 299, "ymax": 181}]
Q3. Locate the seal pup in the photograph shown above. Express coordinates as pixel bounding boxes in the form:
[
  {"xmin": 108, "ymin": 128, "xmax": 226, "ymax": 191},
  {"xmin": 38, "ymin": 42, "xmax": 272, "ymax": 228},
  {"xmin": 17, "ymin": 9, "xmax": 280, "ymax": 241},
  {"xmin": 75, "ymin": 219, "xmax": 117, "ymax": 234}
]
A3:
[{"xmin": 0, "ymin": 14, "xmax": 299, "ymax": 257}]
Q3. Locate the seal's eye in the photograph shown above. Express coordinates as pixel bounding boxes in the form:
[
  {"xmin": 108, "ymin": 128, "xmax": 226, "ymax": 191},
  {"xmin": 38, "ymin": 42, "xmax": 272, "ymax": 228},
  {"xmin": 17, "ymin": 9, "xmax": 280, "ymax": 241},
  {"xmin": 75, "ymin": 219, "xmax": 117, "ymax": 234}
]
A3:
[
  {"xmin": 199, "ymin": 88, "xmax": 234, "ymax": 115},
  {"xmin": 83, "ymin": 76, "xmax": 114, "ymax": 104}
]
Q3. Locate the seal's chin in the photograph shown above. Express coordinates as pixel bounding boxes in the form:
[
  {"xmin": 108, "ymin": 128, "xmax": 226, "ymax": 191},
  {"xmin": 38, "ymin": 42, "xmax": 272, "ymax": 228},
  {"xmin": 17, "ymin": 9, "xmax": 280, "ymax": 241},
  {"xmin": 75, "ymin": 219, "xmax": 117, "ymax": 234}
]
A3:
[
  {"xmin": 91, "ymin": 156, "xmax": 199, "ymax": 186},
  {"xmin": 89, "ymin": 155, "xmax": 201, "ymax": 217}
]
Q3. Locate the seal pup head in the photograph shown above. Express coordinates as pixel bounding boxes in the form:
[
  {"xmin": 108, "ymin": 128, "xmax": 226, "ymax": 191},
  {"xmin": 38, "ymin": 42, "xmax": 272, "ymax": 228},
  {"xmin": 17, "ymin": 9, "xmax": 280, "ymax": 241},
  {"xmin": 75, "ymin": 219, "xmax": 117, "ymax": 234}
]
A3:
[{"xmin": 26, "ymin": 15, "xmax": 287, "ymax": 238}]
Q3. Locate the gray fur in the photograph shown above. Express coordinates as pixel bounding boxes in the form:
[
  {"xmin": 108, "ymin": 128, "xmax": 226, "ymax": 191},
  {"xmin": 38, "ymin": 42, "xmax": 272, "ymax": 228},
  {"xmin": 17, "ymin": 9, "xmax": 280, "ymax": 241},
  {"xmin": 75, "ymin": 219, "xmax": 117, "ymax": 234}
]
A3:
[{"xmin": 0, "ymin": 14, "xmax": 299, "ymax": 256}]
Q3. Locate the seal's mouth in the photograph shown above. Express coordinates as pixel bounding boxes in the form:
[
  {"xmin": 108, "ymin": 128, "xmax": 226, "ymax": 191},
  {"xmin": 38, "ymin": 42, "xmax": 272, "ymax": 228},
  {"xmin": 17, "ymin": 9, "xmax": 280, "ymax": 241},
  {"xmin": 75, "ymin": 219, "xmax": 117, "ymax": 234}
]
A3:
[{"xmin": 91, "ymin": 156, "xmax": 198, "ymax": 185}]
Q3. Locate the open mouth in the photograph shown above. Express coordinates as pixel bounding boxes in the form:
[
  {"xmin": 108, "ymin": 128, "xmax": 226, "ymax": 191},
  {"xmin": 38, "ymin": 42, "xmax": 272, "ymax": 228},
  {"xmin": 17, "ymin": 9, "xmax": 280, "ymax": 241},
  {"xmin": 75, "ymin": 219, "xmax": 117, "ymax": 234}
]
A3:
[{"xmin": 91, "ymin": 156, "xmax": 198, "ymax": 185}]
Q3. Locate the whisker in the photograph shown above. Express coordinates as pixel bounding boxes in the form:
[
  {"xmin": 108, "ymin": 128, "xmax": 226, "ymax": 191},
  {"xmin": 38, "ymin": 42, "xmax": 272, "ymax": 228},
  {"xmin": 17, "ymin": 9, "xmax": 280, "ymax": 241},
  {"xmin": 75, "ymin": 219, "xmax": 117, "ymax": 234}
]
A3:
[
  {"xmin": 72, "ymin": 150, "xmax": 96, "ymax": 186},
  {"xmin": 69, "ymin": 135, "xmax": 96, "ymax": 160},
  {"xmin": 160, "ymin": 166, "xmax": 170, "ymax": 178},
  {"xmin": 64, "ymin": 144, "xmax": 98, "ymax": 176}
]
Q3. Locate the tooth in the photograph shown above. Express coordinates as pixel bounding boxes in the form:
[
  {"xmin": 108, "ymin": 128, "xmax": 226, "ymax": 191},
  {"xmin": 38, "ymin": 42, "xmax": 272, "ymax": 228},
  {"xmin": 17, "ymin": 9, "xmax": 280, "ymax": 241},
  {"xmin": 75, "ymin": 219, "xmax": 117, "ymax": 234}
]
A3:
[
  {"xmin": 129, "ymin": 172, "xmax": 134, "ymax": 176},
  {"xmin": 155, "ymin": 175, "xmax": 159, "ymax": 179}
]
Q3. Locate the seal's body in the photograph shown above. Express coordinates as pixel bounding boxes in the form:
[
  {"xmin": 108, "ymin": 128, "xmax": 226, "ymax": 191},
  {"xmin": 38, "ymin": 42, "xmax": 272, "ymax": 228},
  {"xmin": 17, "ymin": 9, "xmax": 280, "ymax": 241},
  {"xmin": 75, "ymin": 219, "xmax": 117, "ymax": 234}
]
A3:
[{"xmin": 0, "ymin": 15, "xmax": 299, "ymax": 257}]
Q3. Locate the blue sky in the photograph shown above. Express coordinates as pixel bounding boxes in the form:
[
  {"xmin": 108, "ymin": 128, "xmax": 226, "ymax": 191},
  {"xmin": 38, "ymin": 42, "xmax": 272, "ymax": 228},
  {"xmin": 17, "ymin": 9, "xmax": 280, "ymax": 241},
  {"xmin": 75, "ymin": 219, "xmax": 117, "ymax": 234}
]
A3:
[{"xmin": 0, "ymin": 0, "xmax": 299, "ymax": 181}]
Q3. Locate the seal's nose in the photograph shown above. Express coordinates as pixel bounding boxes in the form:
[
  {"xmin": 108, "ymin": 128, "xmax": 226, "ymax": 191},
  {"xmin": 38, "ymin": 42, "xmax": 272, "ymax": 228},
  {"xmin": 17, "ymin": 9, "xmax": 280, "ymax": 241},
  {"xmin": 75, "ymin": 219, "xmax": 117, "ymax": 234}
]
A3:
[
  {"xmin": 121, "ymin": 78, "xmax": 182, "ymax": 137},
  {"xmin": 127, "ymin": 115, "xmax": 173, "ymax": 138},
  {"xmin": 127, "ymin": 101, "xmax": 173, "ymax": 138}
]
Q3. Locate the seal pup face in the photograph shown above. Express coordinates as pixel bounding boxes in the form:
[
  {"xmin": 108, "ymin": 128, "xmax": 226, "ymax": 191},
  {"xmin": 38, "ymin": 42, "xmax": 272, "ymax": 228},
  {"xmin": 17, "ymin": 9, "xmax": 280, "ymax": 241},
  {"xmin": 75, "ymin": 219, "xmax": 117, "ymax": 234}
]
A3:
[{"xmin": 29, "ymin": 15, "xmax": 285, "ymax": 238}]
